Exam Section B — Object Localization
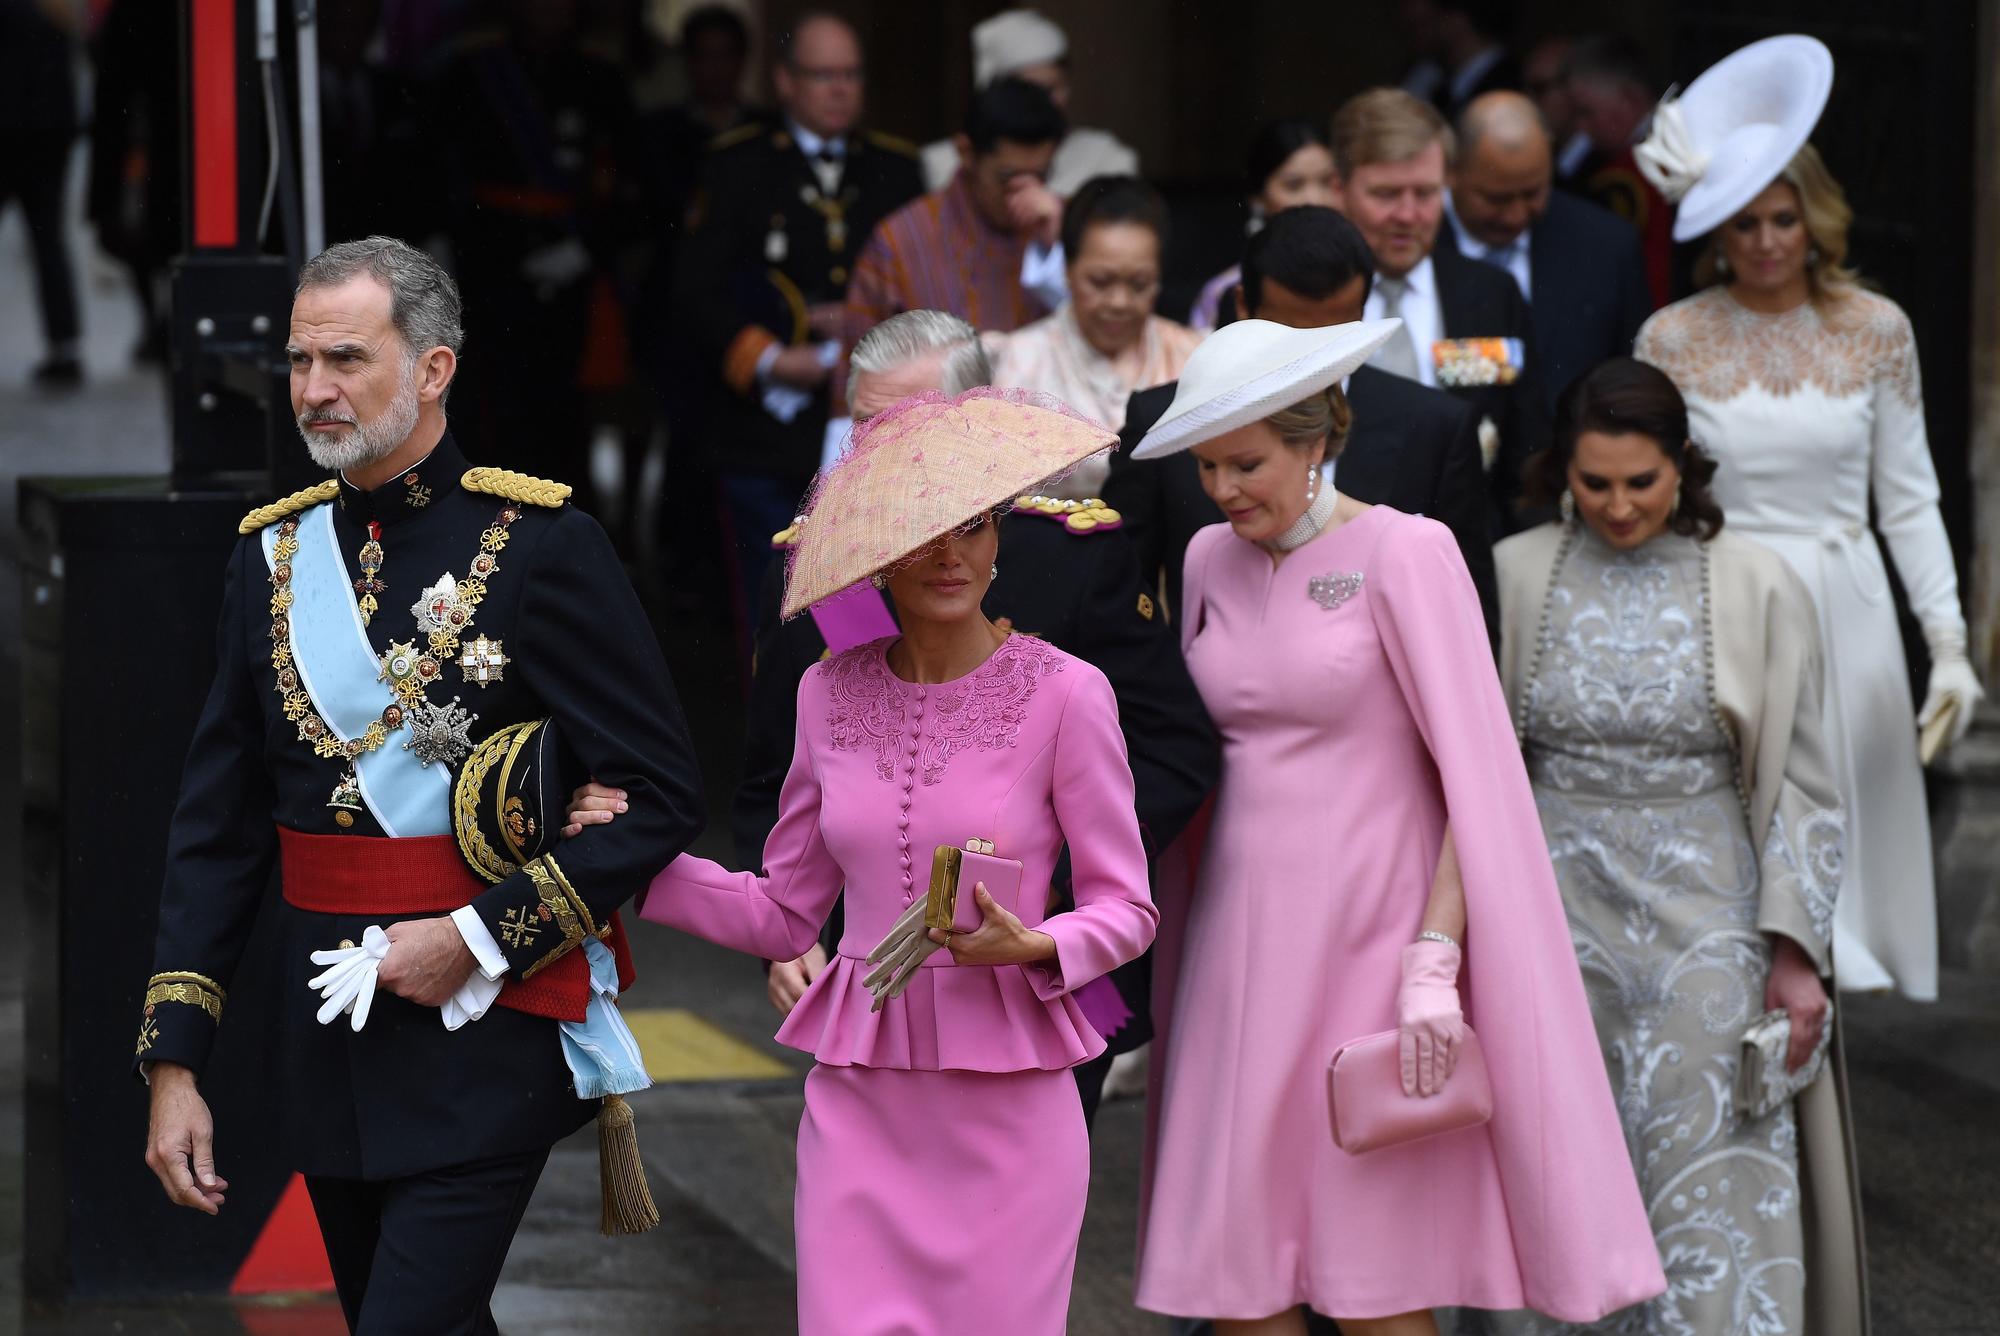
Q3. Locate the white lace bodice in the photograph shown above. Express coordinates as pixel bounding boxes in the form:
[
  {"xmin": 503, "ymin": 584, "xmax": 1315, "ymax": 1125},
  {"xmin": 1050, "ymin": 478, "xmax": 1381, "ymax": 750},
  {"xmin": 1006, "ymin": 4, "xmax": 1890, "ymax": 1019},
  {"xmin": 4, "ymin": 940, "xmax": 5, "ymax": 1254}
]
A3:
[{"xmin": 1636, "ymin": 286, "xmax": 1963, "ymax": 637}]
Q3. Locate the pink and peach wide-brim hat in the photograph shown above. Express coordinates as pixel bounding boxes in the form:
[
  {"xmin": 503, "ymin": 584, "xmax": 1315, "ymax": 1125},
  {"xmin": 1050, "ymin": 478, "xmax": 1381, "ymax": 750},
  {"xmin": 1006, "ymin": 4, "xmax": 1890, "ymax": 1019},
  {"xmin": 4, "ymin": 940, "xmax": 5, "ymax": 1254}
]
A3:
[{"xmin": 781, "ymin": 387, "xmax": 1115, "ymax": 619}]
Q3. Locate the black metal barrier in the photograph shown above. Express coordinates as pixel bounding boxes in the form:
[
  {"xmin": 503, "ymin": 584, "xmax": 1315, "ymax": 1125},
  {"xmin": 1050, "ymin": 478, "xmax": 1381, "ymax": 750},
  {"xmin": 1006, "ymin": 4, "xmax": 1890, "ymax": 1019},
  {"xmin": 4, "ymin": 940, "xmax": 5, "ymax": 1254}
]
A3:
[{"xmin": 19, "ymin": 478, "xmax": 297, "ymax": 1300}]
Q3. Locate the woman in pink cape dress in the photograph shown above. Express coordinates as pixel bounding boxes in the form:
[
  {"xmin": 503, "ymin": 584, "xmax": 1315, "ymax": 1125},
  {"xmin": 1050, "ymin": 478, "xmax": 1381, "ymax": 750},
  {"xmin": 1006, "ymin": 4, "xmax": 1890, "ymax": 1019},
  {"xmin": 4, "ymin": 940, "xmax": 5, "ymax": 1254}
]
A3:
[
  {"xmin": 1127, "ymin": 318, "xmax": 1665, "ymax": 1331},
  {"xmin": 618, "ymin": 390, "xmax": 1159, "ymax": 1334}
]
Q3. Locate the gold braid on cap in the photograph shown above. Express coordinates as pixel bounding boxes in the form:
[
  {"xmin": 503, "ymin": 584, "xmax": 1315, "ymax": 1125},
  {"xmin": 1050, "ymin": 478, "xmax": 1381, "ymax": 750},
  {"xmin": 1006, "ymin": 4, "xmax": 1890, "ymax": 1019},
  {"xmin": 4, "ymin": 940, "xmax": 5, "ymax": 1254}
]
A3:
[
  {"xmin": 238, "ymin": 480, "xmax": 341, "ymax": 535},
  {"xmin": 461, "ymin": 467, "xmax": 571, "ymax": 508}
]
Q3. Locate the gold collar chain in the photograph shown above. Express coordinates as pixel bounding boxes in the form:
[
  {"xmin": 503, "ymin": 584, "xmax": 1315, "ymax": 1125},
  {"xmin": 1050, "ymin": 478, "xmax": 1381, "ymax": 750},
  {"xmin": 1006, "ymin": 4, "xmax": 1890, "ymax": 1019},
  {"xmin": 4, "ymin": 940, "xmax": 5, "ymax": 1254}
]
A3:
[{"xmin": 266, "ymin": 503, "xmax": 522, "ymax": 764}]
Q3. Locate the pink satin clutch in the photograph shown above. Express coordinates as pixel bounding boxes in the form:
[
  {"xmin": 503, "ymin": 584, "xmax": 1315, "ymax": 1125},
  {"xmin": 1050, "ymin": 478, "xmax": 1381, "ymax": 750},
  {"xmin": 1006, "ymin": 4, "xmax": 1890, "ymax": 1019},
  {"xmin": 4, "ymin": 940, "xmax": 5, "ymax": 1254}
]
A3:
[{"xmin": 1326, "ymin": 1027, "xmax": 1493, "ymax": 1154}]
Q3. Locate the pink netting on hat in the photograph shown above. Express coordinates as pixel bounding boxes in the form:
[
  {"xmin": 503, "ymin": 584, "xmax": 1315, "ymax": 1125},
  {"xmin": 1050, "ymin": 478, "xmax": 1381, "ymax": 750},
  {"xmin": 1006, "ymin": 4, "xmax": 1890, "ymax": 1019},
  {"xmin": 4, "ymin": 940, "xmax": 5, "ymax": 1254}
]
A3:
[{"xmin": 781, "ymin": 386, "xmax": 1115, "ymax": 619}]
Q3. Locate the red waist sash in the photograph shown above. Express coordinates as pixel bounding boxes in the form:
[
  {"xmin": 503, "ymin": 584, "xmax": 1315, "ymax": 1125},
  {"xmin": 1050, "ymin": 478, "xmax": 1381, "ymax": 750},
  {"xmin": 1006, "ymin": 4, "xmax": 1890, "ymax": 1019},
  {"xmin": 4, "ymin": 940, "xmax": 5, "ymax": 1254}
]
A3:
[{"xmin": 277, "ymin": 826, "xmax": 634, "ymax": 1024}]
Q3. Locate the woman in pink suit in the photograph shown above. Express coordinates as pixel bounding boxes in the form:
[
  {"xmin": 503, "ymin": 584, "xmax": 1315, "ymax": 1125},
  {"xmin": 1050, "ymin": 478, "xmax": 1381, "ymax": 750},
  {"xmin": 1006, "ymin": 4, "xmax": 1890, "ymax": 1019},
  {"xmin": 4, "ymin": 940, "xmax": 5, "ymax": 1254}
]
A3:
[
  {"xmin": 572, "ymin": 389, "xmax": 1157, "ymax": 1334},
  {"xmin": 1127, "ymin": 320, "xmax": 1665, "ymax": 1334}
]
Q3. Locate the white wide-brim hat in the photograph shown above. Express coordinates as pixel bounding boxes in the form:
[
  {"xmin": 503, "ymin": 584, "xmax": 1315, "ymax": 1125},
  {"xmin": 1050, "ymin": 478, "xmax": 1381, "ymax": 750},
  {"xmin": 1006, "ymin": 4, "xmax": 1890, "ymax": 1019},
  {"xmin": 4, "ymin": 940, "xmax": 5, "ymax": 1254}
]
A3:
[
  {"xmin": 1636, "ymin": 34, "xmax": 1833, "ymax": 243},
  {"xmin": 1130, "ymin": 318, "xmax": 1404, "ymax": 461},
  {"xmin": 973, "ymin": 10, "xmax": 1067, "ymax": 88}
]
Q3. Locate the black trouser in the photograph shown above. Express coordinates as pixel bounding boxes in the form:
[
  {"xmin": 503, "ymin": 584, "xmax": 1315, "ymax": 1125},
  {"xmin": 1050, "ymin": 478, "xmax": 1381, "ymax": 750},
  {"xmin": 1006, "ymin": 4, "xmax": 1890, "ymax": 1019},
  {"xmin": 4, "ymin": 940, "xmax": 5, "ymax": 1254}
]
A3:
[
  {"xmin": 0, "ymin": 132, "xmax": 80, "ymax": 348},
  {"xmin": 306, "ymin": 1146, "xmax": 550, "ymax": 1335}
]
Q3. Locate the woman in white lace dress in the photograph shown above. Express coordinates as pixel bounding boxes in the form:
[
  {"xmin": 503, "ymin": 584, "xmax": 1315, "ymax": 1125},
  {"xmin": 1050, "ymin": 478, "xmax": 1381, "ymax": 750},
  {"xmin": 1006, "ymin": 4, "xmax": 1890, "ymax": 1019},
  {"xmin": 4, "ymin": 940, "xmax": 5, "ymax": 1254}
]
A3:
[{"xmin": 1635, "ymin": 145, "xmax": 1984, "ymax": 1000}]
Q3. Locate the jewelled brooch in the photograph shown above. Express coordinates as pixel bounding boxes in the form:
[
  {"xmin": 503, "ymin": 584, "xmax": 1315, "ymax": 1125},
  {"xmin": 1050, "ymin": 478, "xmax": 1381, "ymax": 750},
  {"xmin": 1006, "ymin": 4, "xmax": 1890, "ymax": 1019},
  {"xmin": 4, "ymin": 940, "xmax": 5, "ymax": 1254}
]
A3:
[{"xmin": 1308, "ymin": 570, "xmax": 1364, "ymax": 611}]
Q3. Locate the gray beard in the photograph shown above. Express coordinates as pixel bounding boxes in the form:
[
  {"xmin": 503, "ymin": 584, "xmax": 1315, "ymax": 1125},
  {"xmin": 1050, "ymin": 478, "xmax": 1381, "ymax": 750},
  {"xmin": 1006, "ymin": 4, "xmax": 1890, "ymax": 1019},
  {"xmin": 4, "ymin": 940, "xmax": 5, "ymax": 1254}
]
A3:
[{"xmin": 299, "ymin": 372, "xmax": 422, "ymax": 472}]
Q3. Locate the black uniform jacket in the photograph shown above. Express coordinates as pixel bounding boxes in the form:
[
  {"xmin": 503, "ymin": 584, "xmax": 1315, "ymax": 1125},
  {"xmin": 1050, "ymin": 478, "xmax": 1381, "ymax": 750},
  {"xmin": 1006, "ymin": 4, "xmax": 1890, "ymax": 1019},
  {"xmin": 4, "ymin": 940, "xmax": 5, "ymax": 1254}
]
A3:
[
  {"xmin": 1107, "ymin": 364, "xmax": 1500, "ymax": 647},
  {"xmin": 674, "ymin": 123, "xmax": 924, "ymax": 483},
  {"xmin": 1429, "ymin": 244, "xmax": 1553, "ymax": 535},
  {"xmin": 139, "ymin": 434, "xmax": 705, "ymax": 1180}
]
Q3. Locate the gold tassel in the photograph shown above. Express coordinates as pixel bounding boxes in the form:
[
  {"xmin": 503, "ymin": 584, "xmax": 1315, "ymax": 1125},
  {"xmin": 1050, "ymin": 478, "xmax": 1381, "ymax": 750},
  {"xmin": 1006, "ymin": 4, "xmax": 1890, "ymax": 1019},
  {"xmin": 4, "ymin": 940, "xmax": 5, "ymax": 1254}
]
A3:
[{"xmin": 598, "ymin": 1094, "xmax": 661, "ymax": 1236}]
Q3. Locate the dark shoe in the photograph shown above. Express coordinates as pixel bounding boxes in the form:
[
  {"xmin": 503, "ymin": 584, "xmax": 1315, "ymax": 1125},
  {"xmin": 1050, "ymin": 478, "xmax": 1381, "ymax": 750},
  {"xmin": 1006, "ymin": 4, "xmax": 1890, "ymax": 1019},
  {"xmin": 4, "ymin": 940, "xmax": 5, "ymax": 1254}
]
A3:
[{"xmin": 31, "ymin": 356, "xmax": 84, "ymax": 390}]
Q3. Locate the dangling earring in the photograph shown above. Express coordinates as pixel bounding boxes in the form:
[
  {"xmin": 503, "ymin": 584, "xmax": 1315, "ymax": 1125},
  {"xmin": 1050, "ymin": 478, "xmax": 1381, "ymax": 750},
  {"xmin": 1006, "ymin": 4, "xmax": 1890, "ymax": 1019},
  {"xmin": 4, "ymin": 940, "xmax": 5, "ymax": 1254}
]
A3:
[
  {"xmin": 1306, "ymin": 467, "xmax": 1322, "ymax": 503},
  {"xmin": 989, "ymin": 564, "xmax": 999, "ymax": 581},
  {"xmin": 1714, "ymin": 252, "xmax": 1731, "ymax": 278},
  {"xmin": 1669, "ymin": 488, "xmax": 1683, "ymax": 519},
  {"xmin": 1807, "ymin": 244, "xmax": 1822, "ymax": 267},
  {"xmin": 1559, "ymin": 488, "xmax": 1576, "ymax": 523}
]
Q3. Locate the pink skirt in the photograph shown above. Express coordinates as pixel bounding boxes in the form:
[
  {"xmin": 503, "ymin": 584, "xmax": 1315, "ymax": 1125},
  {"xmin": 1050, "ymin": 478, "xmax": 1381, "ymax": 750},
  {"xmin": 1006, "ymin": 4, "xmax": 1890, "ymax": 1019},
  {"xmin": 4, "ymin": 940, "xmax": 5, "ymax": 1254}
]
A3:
[{"xmin": 795, "ymin": 1064, "xmax": 1088, "ymax": 1335}]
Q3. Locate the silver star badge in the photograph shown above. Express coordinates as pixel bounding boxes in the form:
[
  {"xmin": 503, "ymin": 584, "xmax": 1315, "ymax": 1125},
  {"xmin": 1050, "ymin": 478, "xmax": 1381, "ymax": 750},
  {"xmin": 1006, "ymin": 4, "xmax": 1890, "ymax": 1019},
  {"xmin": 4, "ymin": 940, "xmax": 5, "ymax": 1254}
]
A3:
[
  {"xmin": 1308, "ymin": 570, "xmax": 1364, "ymax": 611},
  {"xmin": 411, "ymin": 572, "xmax": 471, "ymax": 639},
  {"xmin": 402, "ymin": 695, "xmax": 478, "ymax": 768}
]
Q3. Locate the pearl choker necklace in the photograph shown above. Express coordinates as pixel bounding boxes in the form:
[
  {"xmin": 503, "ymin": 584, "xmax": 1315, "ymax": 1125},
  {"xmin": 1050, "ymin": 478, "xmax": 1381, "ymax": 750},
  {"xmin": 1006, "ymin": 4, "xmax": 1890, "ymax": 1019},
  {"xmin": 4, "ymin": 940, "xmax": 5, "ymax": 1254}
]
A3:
[{"xmin": 1264, "ymin": 478, "xmax": 1340, "ymax": 552}]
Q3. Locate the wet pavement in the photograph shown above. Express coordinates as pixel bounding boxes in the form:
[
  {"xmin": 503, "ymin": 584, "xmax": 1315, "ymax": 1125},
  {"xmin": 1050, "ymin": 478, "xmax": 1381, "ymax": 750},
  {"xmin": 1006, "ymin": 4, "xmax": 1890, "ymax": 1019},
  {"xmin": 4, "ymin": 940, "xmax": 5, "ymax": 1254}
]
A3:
[{"xmin": 4, "ymin": 182, "xmax": 1999, "ymax": 1336}]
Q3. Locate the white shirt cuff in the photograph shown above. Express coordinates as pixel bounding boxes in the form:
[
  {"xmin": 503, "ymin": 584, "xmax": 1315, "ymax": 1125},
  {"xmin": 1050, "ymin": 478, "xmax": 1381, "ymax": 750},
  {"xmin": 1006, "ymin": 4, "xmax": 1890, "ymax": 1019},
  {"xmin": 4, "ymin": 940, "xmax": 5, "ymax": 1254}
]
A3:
[
  {"xmin": 1021, "ymin": 241, "xmax": 1068, "ymax": 309},
  {"xmin": 451, "ymin": 905, "xmax": 511, "ymax": 980},
  {"xmin": 752, "ymin": 340, "xmax": 783, "ymax": 388}
]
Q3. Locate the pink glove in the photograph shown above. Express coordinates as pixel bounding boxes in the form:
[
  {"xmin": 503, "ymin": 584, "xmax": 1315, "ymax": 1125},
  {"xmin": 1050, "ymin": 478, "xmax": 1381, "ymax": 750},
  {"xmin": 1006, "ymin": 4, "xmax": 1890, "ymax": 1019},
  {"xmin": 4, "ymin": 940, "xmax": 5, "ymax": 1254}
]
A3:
[{"xmin": 1398, "ymin": 940, "xmax": 1466, "ymax": 1097}]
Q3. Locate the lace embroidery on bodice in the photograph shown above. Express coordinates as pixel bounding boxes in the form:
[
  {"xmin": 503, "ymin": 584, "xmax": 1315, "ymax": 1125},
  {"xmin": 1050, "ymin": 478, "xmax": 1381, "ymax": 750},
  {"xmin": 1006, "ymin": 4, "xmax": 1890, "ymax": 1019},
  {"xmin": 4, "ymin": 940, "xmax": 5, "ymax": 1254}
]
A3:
[
  {"xmin": 824, "ymin": 635, "xmax": 1065, "ymax": 785},
  {"xmin": 1637, "ymin": 285, "xmax": 1920, "ymax": 409},
  {"xmin": 1524, "ymin": 530, "xmax": 1730, "ymax": 801}
]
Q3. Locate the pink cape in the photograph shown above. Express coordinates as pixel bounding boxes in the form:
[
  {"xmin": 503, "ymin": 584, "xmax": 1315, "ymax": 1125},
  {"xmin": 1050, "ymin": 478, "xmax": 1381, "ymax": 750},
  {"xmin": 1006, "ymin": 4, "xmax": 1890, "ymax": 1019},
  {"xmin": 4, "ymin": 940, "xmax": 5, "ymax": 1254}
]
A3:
[{"xmin": 1139, "ymin": 511, "xmax": 1665, "ymax": 1322}]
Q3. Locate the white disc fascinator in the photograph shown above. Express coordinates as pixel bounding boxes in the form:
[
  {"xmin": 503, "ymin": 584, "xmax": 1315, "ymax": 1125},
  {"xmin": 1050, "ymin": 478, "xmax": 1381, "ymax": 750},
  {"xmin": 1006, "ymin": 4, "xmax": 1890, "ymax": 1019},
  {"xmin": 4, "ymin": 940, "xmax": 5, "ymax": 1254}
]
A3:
[
  {"xmin": 1130, "ymin": 319, "xmax": 1404, "ymax": 461},
  {"xmin": 1636, "ymin": 34, "xmax": 1834, "ymax": 243}
]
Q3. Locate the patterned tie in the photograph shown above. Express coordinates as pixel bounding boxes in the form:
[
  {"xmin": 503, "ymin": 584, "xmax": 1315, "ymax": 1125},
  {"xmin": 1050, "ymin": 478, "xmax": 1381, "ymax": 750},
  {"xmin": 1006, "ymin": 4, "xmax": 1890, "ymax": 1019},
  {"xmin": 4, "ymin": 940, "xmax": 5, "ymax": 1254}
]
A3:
[{"xmin": 1372, "ymin": 276, "xmax": 1422, "ymax": 380}]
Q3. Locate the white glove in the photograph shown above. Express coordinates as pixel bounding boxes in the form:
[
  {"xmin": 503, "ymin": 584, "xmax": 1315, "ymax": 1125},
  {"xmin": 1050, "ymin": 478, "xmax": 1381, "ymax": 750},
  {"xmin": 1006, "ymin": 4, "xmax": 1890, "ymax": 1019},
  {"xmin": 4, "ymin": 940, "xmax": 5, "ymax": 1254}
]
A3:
[
  {"xmin": 1919, "ymin": 628, "xmax": 1985, "ymax": 750},
  {"xmin": 307, "ymin": 925, "xmax": 389, "ymax": 1032},
  {"xmin": 862, "ymin": 899, "xmax": 941, "ymax": 1010}
]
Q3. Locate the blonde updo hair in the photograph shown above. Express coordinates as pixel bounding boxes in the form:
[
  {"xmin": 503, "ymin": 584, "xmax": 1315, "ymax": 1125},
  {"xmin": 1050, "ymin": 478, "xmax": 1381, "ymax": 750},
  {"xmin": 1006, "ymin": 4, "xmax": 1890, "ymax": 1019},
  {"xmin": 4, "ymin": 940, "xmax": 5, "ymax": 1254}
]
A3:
[
  {"xmin": 1264, "ymin": 384, "xmax": 1354, "ymax": 461},
  {"xmin": 1695, "ymin": 142, "xmax": 1863, "ymax": 306}
]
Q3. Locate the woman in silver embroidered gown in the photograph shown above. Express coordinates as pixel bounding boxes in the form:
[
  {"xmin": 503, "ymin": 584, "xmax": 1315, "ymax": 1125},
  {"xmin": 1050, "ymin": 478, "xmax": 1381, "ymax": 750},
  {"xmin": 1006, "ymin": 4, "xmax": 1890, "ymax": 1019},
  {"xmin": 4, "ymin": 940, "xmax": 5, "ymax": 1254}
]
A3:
[{"xmin": 1481, "ymin": 360, "xmax": 1867, "ymax": 1336}]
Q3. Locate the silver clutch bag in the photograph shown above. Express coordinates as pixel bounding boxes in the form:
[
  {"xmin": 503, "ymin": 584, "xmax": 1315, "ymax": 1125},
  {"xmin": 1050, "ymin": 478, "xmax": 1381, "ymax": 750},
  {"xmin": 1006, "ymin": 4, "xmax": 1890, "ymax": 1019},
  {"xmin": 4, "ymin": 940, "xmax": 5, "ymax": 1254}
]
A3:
[{"xmin": 1734, "ymin": 1006, "xmax": 1832, "ymax": 1120}]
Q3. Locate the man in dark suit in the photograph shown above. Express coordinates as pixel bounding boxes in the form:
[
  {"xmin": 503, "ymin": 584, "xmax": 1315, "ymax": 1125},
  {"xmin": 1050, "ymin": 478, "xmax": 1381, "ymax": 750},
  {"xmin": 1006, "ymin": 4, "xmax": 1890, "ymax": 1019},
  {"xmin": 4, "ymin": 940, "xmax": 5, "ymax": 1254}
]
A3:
[
  {"xmin": 1440, "ymin": 90, "xmax": 1654, "ymax": 412},
  {"xmin": 1106, "ymin": 206, "xmax": 1497, "ymax": 645},
  {"xmin": 673, "ymin": 14, "xmax": 925, "ymax": 632},
  {"xmin": 1328, "ymin": 88, "xmax": 1550, "ymax": 537}
]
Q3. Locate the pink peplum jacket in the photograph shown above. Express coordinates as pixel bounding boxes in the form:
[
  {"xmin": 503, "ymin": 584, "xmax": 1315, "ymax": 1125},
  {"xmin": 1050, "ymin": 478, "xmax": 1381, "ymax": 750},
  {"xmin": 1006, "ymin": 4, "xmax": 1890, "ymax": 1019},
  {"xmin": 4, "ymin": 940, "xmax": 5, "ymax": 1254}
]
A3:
[{"xmin": 637, "ymin": 635, "xmax": 1159, "ymax": 1071}]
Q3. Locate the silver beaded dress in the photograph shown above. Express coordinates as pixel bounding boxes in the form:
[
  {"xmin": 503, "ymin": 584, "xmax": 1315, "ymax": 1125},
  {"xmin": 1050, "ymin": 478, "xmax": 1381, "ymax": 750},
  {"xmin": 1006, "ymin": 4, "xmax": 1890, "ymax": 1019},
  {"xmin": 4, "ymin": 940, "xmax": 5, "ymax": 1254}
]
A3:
[{"xmin": 1489, "ymin": 526, "xmax": 1806, "ymax": 1335}]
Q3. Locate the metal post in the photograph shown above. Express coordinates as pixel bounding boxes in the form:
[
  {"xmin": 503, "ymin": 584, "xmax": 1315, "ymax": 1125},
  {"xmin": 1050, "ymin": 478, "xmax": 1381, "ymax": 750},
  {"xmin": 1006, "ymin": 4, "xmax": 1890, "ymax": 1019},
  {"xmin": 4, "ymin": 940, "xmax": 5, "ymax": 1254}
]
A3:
[{"xmin": 295, "ymin": 0, "xmax": 324, "ymax": 257}]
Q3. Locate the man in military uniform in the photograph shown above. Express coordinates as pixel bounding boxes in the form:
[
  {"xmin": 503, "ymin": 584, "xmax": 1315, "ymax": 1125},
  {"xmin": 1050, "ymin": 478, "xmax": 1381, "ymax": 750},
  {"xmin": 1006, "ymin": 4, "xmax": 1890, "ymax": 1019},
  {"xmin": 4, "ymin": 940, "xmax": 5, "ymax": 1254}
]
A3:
[
  {"xmin": 137, "ymin": 238, "xmax": 705, "ymax": 1333},
  {"xmin": 673, "ymin": 12, "xmax": 924, "ymax": 635},
  {"xmin": 737, "ymin": 311, "xmax": 1218, "ymax": 1125}
]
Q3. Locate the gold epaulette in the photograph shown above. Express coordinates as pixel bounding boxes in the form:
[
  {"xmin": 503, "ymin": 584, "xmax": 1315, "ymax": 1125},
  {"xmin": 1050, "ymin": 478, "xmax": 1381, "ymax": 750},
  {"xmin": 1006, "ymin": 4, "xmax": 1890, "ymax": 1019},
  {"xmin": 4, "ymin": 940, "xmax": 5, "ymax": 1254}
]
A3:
[
  {"xmin": 709, "ymin": 122, "xmax": 764, "ymax": 152},
  {"xmin": 238, "ymin": 479, "xmax": 340, "ymax": 535},
  {"xmin": 1011, "ymin": 495, "xmax": 1125, "ymax": 535},
  {"xmin": 462, "ymin": 467, "xmax": 571, "ymax": 508},
  {"xmin": 860, "ymin": 129, "xmax": 920, "ymax": 157}
]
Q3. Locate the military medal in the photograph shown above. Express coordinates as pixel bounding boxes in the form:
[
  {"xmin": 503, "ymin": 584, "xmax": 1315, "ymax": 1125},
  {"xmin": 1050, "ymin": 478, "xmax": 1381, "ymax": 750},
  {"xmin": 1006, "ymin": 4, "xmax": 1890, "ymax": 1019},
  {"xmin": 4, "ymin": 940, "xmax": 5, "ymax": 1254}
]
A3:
[
  {"xmin": 354, "ymin": 521, "xmax": 387, "ymax": 625},
  {"xmin": 412, "ymin": 573, "xmax": 472, "ymax": 642},
  {"xmin": 328, "ymin": 770, "xmax": 364, "ymax": 827},
  {"xmin": 402, "ymin": 695, "xmax": 478, "ymax": 768},
  {"xmin": 457, "ymin": 635, "xmax": 509, "ymax": 687},
  {"xmin": 271, "ymin": 500, "xmax": 520, "ymax": 772}
]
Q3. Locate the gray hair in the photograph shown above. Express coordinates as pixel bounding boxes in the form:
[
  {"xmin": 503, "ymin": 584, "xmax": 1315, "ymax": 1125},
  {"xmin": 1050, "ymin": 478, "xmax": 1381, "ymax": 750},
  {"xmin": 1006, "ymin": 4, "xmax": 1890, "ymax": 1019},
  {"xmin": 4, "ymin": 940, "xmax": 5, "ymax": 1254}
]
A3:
[
  {"xmin": 296, "ymin": 237, "xmax": 464, "ymax": 394},
  {"xmin": 849, "ymin": 309, "xmax": 992, "ymax": 395}
]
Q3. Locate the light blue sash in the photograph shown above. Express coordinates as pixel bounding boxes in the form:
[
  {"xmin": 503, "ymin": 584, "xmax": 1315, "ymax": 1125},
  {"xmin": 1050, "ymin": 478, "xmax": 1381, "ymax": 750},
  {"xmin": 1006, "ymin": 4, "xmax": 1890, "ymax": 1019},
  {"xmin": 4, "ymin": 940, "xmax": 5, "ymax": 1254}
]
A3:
[
  {"xmin": 559, "ymin": 939, "xmax": 652, "ymax": 1098},
  {"xmin": 262, "ymin": 504, "xmax": 451, "ymax": 837}
]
